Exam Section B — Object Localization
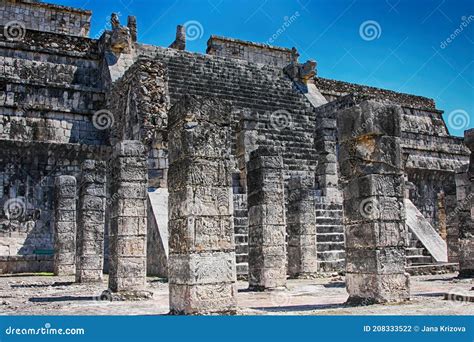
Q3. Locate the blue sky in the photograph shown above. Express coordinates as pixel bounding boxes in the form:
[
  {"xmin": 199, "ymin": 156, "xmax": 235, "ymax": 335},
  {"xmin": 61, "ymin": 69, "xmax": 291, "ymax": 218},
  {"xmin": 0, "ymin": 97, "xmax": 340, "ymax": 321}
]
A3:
[{"xmin": 50, "ymin": 0, "xmax": 473, "ymax": 136}]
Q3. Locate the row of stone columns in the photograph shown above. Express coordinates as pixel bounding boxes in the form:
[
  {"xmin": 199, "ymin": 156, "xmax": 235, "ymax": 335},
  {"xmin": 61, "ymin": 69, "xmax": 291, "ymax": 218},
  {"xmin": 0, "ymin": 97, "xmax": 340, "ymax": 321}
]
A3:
[
  {"xmin": 53, "ymin": 141, "xmax": 148, "ymax": 296},
  {"xmin": 54, "ymin": 95, "xmax": 419, "ymax": 313}
]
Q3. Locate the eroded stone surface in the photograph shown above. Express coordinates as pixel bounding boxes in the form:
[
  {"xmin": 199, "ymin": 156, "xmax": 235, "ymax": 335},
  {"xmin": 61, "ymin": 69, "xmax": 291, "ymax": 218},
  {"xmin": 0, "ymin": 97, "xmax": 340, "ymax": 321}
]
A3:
[
  {"xmin": 337, "ymin": 99, "xmax": 410, "ymax": 304},
  {"xmin": 168, "ymin": 96, "xmax": 236, "ymax": 314},
  {"xmin": 247, "ymin": 147, "xmax": 287, "ymax": 290},
  {"xmin": 76, "ymin": 160, "xmax": 106, "ymax": 283},
  {"xmin": 53, "ymin": 176, "xmax": 77, "ymax": 276},
  {"xmin": 108, "ymin": 141, "xmax": 148, "ymax": 293}
]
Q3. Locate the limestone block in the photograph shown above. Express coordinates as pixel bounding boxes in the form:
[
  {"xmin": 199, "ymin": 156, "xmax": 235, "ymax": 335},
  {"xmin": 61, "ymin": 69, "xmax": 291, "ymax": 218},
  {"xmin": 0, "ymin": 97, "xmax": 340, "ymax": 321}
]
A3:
[
  {"xmin": 339, "ymin": 136, "xmax": 402, "ymax": 178},
  {"xmin": 344, "ymin": 195, "xmax": 406, "ymax": 224},
  {"xmin": 338, "ymin": 101, "xmax": 402, "ymax": 140},
  {"xmin": 168, "ymin": 159, "xmax": 232, "ymax": 189},
  {"xmin": 343, "ymin": 175, "xmax": 405, "ymax": 200},
  {"xmin": 169, "ymin": 283, "xmax": 237, "ymax": 315},
  {"xmin": 169, "ymin": 187, "xmax": 233, "ymax": 218},
  {"xmin": 169, "ymin": 216, "xmax": 234, "ymax": 253},
  {"xmin": 345, "ymin": 222, "xmax": 406, "ymax": 248},
  {"xmin": 345, "ymin": 248, "xmax": 406, "ymax": 274},
  {"xmin": 168, "ymin": 252, "xmax": 236, "ymax": 285},
  {"xmin": 248, "ymin": 203, "xmax": 286, "ymax": 226},
  {"xmin": 345, "ymin": 273, "xmax": 410, "ymax": 304}
]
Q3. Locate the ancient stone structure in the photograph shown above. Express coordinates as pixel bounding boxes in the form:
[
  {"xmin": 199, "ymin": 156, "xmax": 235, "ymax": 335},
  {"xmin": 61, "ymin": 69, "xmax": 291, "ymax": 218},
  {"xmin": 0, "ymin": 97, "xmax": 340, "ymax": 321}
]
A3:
[
  {"xmin": 287, "ymin": 175, "xmax": 318, "ymax": 278},
  {"xmin": 207, "ymin": 36, "xmax": 294, "ymax": 68},
  {"xmin": 337, "ymin": 96, "xmax": 410, "ymax": 304},
  {"xmin": 247, "ymin": 147, "xmax": 287, "ymax": 290},
  {"xmin": 108, "ymin": 141, "xmax": 148, "ymax": 293},
  {"xmin": 167, "ymin": 95, "xmax": 236, "ymax": 314},
  {"xmin": 0, "ymin": 0, "xmax": 471, "ymax": 301},
  {"xmin": 53, "ymin": 176, "xmax": 77, "ymax": 276},
  {"xmin": 458, "ymin": 129, "xmax": 474, "ymax": 278},
  {"xmin": 76, "ymin": 160, "xmax": 106, "ymax": 283}
]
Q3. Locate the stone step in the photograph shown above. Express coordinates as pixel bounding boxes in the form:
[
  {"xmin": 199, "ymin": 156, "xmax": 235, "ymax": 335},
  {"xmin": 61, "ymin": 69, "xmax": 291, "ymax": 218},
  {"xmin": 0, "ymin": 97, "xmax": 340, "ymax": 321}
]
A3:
[
  {"xmin": 405, "ymin": 263, "xmax": 459, "ymax": 276},
  {"xmin": 405, "ymin": 247, "xmax": 426, "ymax": 256},
  {"xmin": 317, "ymin": 233, "xmax": 345, "ymax": 243},
  {"xmin": 317, "ymin": 242, "xmax": 345, "ymax": 252},
  {"xmin": 316, "ymin": 225, "xmax": 344, "ymax": 234},
  {"xmin": 406, "ymin": 255, "xmax": 433, "ymax": 265}
]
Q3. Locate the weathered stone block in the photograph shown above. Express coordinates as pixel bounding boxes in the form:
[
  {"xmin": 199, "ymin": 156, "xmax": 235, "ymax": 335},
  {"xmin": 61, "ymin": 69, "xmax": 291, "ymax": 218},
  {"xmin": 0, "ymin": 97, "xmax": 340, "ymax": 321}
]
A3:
[
  {"xmin": 338, "ymin": 101, "xmax": 402, "ymax": 140},
  {"xmin": 345, "ymin": 222, "xmax": 406, "ymax": 248},
  {"xmin": 345, "ymin": 248, "xmax": 406, "ymax": 274},
  {"xmin": 344, "ymin": 196, "xmax": 406, "ymax": 224},
  {"xmin": 168, "ymin": 252, "xmax": 236, "ymax": 285},
  {"xmin": 169, "ymin": 283, "xmax": 237, "ymax": 315},
  {"xmin": 339, "ymin": 136, "xmax": 402, "ymax": 178},
  {"xmin": 169, "ymin": 187, "xmax": 233, "ymax": 218},
  {"xmin": 345, "ymin": 273, "xmax": 410, "ymax": 304},
  {"xmin": 169, "ymin": 217, "xmax": 234, "ymax": 253},
  {"xmin": 248, "ymin": 203, "xmax": 286, "ymax": 226}
]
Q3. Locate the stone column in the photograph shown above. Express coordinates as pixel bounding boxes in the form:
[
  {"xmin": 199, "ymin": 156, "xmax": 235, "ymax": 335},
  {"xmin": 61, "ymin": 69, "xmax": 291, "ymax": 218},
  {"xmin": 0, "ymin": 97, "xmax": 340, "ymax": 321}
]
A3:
[
  {"xmin": 168, "ymin": 96, "xmax": 236, "ymax": 315},
  {"xmin": 53, "ymin": 175, "xmax": 77, "ymax": 276},
  {"xmin": 108, "ymin": 141, "xmax": 148, "ymax": 293},
  {"xmin": 337, "ymin": 99, "xmax": 410, "ymax": 304},
  {"xmin": 459, "ymin": 129, "xmax": 474, "ymax": 278},
  {"xmin": 76, "ymin": 160, "xmax": 106, "ymax": 283},
  {"xmin": 247, "ymin": 147, "xmax": 286, "ymax": 290},
  {"xmin": 287, "ymin": 174, "xmax": 318, "ymax": 278}
]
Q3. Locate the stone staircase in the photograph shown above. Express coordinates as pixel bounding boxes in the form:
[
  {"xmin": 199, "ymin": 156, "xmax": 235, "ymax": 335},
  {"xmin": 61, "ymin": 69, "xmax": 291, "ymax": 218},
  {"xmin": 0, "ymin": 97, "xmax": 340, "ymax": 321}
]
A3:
[
  {"xmin": 136, "ymin": 46, "xmax": 348, "ymax": 275},
  {"xmin": 405, "ymin": 226, "xmax": 459, "ymax": 275},
  {"xmin": 315, "ymin": 198, "xmax": 345, "ymax": 273}
]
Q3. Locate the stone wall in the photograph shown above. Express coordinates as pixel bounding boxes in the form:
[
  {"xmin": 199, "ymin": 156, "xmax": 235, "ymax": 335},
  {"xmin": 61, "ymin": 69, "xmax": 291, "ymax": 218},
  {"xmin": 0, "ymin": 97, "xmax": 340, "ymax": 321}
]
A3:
[
  {"xmin": 0, "ymin": 0, "xmax": 91, "ymax": 37},
  {"xmin": 0, "ymin": 140, "xmax": 109, "ymax": 273},
  {"xmin": 107, "ymin": 57, "xmax": 170, "ymax": 188},
  {"xmin": 207, "ymin": 36, "xmax": 293, "ymax": 68}
]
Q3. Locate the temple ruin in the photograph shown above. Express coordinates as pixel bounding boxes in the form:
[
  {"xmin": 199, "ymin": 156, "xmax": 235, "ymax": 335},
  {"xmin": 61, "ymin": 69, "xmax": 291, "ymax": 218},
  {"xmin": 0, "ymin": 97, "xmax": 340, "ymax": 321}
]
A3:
[{"xmin": 0, "ymin": 0, "xmax": 472, "ymax": 314}]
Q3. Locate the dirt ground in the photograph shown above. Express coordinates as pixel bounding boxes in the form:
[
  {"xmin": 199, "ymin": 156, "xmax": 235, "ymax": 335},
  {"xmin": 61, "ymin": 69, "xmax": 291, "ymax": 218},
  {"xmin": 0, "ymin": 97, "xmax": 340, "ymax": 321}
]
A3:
[{"xmin": 0, "ymin": 273, "xmax": 472, "ymax": 315}]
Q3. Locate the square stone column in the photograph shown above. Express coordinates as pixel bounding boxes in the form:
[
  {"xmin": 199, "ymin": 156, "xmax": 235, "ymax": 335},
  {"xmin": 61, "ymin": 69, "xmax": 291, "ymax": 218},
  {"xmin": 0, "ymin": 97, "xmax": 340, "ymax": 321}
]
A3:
[
  {"xmin": 337, "ymin": 99, "xmax": 410, "ymax": 304},
  {"xmin": 76, "ymin": 160, "xmax": 106, "ymax": 283},
  {"xmin": 168, "ymin": 95, "xmax": 236, "ymax": 314},
  {"xmin": 247, "ymin": 146, "xmax": 287, "ymax": 290},
  {"xmin": 108, "ymin": 141, "xmax": 148, "ymax": 293},
  {"xmin": 459, "ymin": 129, "xmax": 474, "ymax": 278},
  {"xmin": 287, "ymin": 174, "xmax": 318, "ymax": 278},
  {"xmin": 53, "ymin": 175, "xmax": 77, "ymax": 276}
]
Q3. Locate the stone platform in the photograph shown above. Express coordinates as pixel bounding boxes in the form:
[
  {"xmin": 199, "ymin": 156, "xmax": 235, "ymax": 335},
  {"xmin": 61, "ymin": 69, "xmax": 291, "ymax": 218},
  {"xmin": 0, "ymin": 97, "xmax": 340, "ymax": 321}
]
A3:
[{"xmin": 0, "ymin": 273, "xmax": 471, "ymax": 315}]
